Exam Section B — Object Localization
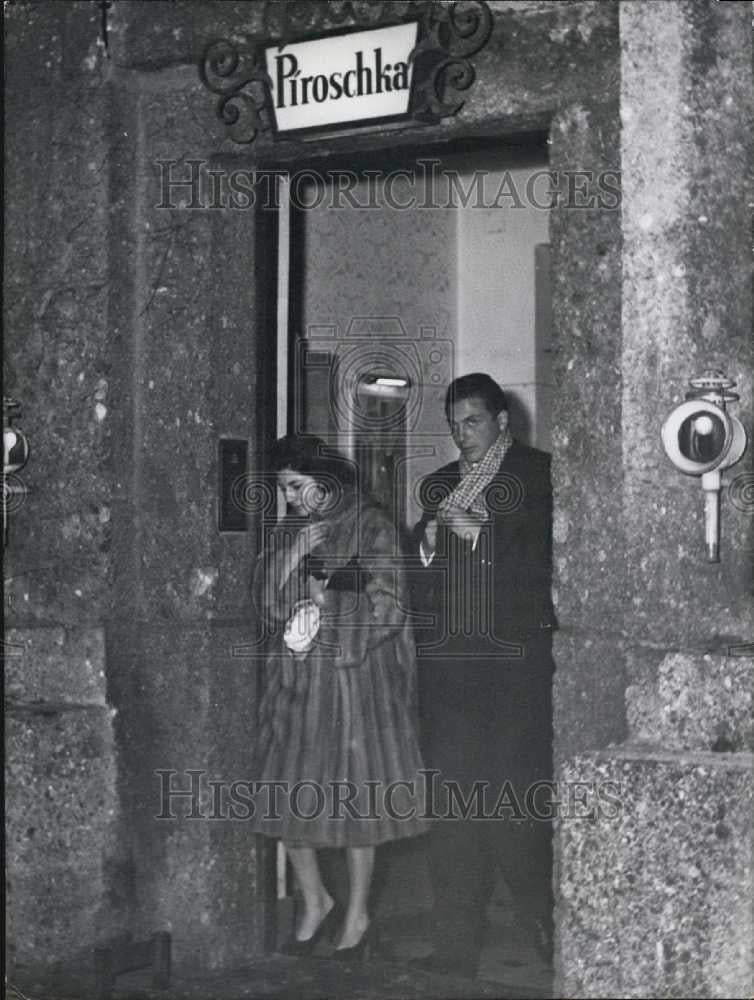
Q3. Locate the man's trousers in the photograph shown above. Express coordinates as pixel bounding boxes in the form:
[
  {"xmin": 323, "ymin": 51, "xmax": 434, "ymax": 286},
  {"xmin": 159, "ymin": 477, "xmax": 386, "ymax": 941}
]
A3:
[{"xmin": 417, "ymin": 633, "xmax": 555, "ymax": 972}]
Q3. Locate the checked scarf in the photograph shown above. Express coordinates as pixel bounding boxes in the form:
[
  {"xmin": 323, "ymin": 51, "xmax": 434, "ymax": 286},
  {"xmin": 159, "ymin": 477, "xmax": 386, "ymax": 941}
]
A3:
[{"xmin": 439, "ymin": 426, "xmax": 513, "ymax": 520}]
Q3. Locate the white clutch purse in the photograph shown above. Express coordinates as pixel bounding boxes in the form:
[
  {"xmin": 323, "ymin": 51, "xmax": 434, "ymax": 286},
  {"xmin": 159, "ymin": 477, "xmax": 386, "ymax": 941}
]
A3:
[{"xmin": 283, "ymin": 598, "xmax": 321, "ymax": 654}]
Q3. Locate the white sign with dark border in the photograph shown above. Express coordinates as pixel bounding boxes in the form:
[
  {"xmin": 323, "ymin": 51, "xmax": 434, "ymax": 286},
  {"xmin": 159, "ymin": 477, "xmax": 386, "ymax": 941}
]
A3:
[{"xmin": 264, "ymin": 22, "xmax": 419, "ymax": 134}]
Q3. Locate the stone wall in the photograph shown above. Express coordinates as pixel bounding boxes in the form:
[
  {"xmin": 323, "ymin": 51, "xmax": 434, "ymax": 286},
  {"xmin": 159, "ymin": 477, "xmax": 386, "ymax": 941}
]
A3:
[
  {"xmin": 6, "ymin": 0, "xmax": 751, "ymax": 994},
  {"xmin": 558, "ymin": 2, "xmax": 753, "ymax": 995},
  {"xmin": 560, "ymin": 747, "xmax": 753, "ymax": 998},
  {"xmin": 4, "ymin": 0, "xmax": 274, "ymax": 983},
  {"xmin": 4, "ymin": 2, "xmax": 126, "ymax": 983},
  {"xmin": 3, "ymin": 0, "xmax": 620, "ymax": 984},
  {"xmin": 102, "ymin": 63, "xmax": 273, "ymax": 971}
]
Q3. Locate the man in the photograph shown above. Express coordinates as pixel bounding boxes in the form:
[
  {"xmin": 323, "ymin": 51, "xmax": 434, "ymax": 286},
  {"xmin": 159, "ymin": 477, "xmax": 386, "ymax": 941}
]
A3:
[{"xmin": 410, "ymin": 372, "xmax": 556, "ymax": 979}]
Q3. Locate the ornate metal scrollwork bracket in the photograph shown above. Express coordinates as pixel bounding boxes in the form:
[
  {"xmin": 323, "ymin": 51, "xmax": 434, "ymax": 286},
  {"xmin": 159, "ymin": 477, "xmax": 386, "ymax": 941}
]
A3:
[
  {"xmin": 200, "ymin": 40, "xmax": 274, "ymax": 145},
  {"xmin": 409, "ymin": 0, "xmax": 493, "ymax": 119},
  {"xmin": 199, "ymin": 0, "xmax": 493, "ymax": 145}
]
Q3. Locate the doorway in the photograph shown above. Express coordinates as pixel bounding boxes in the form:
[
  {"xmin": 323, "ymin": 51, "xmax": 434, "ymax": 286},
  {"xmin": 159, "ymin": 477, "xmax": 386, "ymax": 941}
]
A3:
[
  {"xmin": 269, "ymin": 138, "xmax": 553, "ymax": 985},
  {"xmin": 281, "ymin": 140, "xmax": 552, "ymax": 512}
]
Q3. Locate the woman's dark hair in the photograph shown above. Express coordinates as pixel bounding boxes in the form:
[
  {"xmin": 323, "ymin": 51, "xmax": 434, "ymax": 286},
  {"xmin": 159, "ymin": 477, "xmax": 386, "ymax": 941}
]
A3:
[
  {"xmin": 444, "ymin": 372, "xmax": 509, "ymax": 420},
  {"xmin": 268, "ymin": 434, "xmax": 357, "ymax": 490}
]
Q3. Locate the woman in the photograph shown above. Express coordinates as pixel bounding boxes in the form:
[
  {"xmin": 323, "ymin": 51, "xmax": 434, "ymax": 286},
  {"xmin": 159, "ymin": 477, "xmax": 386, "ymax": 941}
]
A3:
[{"xmin": 250, "ymin": 434, "xmax": 428, "ymax": 959}]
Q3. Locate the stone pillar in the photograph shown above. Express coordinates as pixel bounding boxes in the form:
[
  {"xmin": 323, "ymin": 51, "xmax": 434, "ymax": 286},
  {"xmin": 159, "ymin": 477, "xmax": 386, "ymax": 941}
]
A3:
[
  {"xmin": 5, "ymin": 630, "xmax": 122, "ymax": 982},
  {"xmin": 560, "ymin": 745, "xmax": 752, "ymax": 998},
  {"xmin": 549, "ymin": 91, "xmax": 625, "ymax": 767},
  {"xmin": 4, "ymin": 4, "xmax": 127, "ymax": 986},
  {"xmin": 559, "ymin": 2, "xmax": 753, "ymax": 995},
  {"xmin": 103, "ymin": 58, "xmax": 274, "ymax": 969},
  {"xmin": 620, "ymin": 0, "xmax": 751, "ymax": 632}
]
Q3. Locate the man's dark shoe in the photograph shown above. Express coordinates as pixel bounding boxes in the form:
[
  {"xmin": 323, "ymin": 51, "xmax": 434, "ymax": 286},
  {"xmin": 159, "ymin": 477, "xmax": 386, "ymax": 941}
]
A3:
[{"xmin": 411, "ymin": 952, "xmax": 478, "ymax": 980}]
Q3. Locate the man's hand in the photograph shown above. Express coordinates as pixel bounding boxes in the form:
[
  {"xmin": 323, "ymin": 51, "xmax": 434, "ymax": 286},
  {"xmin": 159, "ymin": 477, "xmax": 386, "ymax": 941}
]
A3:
[
  {"xmin": 366, "ymin": 580, "xmax": 395, "ymax": 622},
  {"xmin": 308, "ymin": 574, "xmax": 328, "ymax": 607},
  {"xmin": 438, "ymin": 506, "xmax": 486, "ymax": 545},
  {"xmin": 422, "ymin": 518, "xmax": 438, "ymax": 557}
]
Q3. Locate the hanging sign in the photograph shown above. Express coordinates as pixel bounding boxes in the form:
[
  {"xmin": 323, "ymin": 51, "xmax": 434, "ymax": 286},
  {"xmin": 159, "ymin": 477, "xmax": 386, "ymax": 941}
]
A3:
[
  {"xmin": 265, "ymin": 22, "xmax": 419, "ymax": 134},
  {"xmin": 200, "ymin": 2, "xmax": 494, "ymax": 146}
]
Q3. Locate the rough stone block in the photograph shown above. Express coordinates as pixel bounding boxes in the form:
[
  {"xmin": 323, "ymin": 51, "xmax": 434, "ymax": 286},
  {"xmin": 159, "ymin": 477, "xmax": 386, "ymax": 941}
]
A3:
[
  {"xmin": 11, "ymin": 866, "xmax": 109, "ymax": 972},
  {"xmin": 626, "ymin": 650, "xmax": 754, "ymax": 753},
  {"xmin": 559, "ymin": 748, "xmax": 753, "ymax": 999},
  {"xmin": 6, "ymin": 705, "xmax": 120, "ymax": 967},
  {"xmin": 106, "ymin": 621, "xmax": 267, "ymax": 970},
  {"xmin": 4, "ymin": 627, "xmax": 107, "ymax": 706},
  {"xmin": 553, "ymin": 631, "xmax": 628, "ymax": 769}
]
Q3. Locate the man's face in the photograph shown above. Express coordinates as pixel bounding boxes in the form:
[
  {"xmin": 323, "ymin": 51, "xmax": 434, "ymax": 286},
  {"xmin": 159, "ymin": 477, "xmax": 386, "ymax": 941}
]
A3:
[{"xmin": 448, "ymin": 396, "xmax": 507, "ymax": 463}]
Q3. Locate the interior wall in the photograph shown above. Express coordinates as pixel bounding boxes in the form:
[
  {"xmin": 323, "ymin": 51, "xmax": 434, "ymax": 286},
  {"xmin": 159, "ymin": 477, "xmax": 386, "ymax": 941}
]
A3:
[
  {"xmin": 297, "ymin": 155, "xmax": 550, "ymax": 525},
  {"xmin": 453, "ymin": 156, "xmax": 551, "ymax": 450},
  {"xmin": 298, "ymin": 171, "xmax": 457, "ymax": 526}
]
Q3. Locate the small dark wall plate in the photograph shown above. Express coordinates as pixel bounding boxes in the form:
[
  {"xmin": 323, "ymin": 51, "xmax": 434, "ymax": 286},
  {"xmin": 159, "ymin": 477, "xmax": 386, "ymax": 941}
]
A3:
[{"xmin": 219, "ymin": 438, "xmax": 249, "ymax": 532}]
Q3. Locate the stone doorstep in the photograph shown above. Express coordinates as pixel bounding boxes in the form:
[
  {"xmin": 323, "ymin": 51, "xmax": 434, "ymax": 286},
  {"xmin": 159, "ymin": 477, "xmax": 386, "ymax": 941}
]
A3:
[
  {"xmin": 7, "ymin": 909, "xmax": 555, "ymax": 1000},
  {"xmin": 8, "ymin": 956, "xmax": 552, "ymax": 1000}
]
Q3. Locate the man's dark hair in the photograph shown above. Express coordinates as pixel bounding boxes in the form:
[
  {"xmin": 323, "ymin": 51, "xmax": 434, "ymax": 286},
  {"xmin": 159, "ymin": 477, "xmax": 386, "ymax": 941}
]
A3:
[{"xmin": 444, "ymin": 373, "xmax": 509, "ymax": 420}]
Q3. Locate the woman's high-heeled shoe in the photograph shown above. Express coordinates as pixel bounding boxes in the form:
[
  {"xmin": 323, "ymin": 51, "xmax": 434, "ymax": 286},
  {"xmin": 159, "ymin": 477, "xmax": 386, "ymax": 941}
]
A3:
[
  {"xmin": 279, "ymin": 903, "xmax": 339, "ymax": 957},
  {"xmin": 331, "ymin": 922, "xmax": 379, "ymax": 963}
]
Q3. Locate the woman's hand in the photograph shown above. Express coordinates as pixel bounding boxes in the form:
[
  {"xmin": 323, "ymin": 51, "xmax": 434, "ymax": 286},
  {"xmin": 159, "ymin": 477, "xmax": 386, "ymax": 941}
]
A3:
[
  {"xmin": 278, "ymin": 522, "xmax": 329, "ymax": 588},
  {"xmin": 298, "ymin": 521, "xmax": 329, "ymax": 555}
]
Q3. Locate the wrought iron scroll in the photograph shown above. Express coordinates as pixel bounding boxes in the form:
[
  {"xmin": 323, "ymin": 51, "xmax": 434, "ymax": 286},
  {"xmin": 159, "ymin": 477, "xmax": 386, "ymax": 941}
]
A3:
[
  {"xmin": 200, "ymin": 1, "xmax": 493, "ymax": 145},
  {"xmin": 410, "ymin": 1, "xmax": 493, "ymax": 119},
  {"xmin": 200, "ymin": 40, "xmax": 274, "ymax": 145}
]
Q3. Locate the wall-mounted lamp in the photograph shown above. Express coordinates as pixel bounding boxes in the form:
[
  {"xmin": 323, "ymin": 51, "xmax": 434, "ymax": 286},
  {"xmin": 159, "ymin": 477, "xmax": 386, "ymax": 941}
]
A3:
[
  {"xmin": 3, "ymin": 397, "xmax": 30, "ymax": 547},
  {"xmin": 661, "ymin": 370, "xmax": 748, "ymax": 561},
  {"xmin": 372, "ymin": 377, "xmax": 409, "ymax": 388},
  {"xmin": 358, "ymin": 374, "xmax": 412, "ymax": 399}
]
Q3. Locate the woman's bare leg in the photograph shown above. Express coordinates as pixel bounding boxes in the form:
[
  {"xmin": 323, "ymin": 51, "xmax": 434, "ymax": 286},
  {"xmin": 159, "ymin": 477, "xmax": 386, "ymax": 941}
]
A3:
[
  {"xmin": 336, "ymin": 846, "xmax": 375, "ymax": 949},
  {"xmin": 284, "ymin": 845, "xmax": 334, "ymax": 940}
]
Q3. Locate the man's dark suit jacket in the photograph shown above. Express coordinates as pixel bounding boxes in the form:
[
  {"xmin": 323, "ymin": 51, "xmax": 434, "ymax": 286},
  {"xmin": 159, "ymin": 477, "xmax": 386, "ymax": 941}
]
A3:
[
  {"xmin": 409, "ymin": 440, "xmax": 557, "ymax": 961},
  {"xmin": 410, "ymin": 439, "xmax": 557, "ymax": 658}
]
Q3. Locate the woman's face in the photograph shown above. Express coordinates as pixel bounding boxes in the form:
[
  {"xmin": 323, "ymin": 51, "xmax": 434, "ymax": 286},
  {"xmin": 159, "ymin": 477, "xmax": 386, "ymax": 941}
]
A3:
[{"xmin": 277, "ymin": 468, "xmax": 327, "ymax": 516}]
